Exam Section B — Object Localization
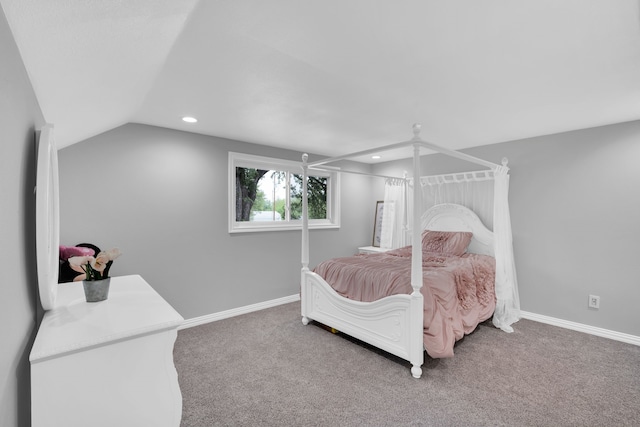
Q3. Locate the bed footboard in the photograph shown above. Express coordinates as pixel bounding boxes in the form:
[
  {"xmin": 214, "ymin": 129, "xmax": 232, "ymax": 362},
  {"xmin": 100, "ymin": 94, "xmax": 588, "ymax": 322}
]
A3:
[{"xmin": 301, "ymin": 269, "xmax": 424, "ymax": 378}]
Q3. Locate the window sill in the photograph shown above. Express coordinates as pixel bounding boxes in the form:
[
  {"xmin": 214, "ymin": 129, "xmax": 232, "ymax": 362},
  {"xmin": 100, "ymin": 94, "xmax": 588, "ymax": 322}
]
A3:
[{"xmin": 229, "ymin": 222, "xmax": 340, "ymax": 233}]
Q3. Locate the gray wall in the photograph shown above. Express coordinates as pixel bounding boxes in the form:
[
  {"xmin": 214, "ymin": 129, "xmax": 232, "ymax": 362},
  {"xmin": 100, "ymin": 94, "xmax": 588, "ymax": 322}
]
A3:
[
  {"xmin": 59, "ymin": 121, "xmax": 640, "ymax": 337},
  {"xmin": 0, "ymin": 5, "xmax": 46, "ymax": 426},
  {"xmin": 374, "ymin": 121, "xmax": 640, "ymax": 337},
  {"xmin": 58, "ymin": 123, "xmax": 375, "ymax": 319}
]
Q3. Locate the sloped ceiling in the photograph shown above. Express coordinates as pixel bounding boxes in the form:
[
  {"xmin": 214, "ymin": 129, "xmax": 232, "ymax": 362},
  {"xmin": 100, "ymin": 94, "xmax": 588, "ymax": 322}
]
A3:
[{"xmin": 3, "ymin": 0, "xmax": 640, "ymax": 160}]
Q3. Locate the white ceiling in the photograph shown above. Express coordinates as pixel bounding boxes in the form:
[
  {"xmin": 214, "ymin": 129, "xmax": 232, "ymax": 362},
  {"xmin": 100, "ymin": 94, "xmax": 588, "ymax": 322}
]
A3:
[{"xmin": 3, "ymin": 0, "xmax": 640, "ymax": 161}]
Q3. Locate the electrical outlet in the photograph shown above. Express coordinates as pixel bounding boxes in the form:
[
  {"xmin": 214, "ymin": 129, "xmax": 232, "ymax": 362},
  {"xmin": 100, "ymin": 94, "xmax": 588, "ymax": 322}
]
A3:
[{"xmin": 588, "ymin": 295, "xmax": 600, "ymax": 309}]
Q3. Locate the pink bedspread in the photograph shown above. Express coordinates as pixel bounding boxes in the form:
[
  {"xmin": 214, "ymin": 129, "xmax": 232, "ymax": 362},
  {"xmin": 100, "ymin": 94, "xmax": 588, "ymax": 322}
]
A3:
[{"xmin": 312, "ymin": 246, "xmax": 496, "ymax": 358}]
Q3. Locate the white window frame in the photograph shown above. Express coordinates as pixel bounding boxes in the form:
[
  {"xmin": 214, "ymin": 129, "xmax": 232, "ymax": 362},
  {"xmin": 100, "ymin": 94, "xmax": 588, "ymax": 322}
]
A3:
[{"xmin": 228, "ymin": 152, "xmax": 340, "ymax": 233}]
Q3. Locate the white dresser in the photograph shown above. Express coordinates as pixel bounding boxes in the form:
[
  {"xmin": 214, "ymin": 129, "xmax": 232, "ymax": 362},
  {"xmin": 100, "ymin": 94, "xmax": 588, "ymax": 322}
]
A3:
[{"xmin": 30, "ymin": 275, "xmax": 184, "ymax": 427}]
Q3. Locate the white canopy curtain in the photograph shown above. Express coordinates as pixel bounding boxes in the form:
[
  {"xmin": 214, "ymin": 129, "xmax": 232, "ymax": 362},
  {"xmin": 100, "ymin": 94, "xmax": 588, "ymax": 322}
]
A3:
[
  {"xmin": 421, "ymin": 170, "xmax": 495, "ymax": 230},
  {"xmin": 491, "ymin": 165, "xmax": 521, "ymax": 332},
  {"xmin": 382, "ymin": 164, "xmax": 521, "ymax": 333},
  {"xmin": 380, "ymin": 177, "xmax": 407, "ymax": 249}
]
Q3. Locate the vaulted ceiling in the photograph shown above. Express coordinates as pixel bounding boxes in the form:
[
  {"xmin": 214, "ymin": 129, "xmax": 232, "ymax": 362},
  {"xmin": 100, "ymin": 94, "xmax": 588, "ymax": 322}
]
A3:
[{"xmin": 3, "ymin": 0, "xmax": 640, "ymax": 160}]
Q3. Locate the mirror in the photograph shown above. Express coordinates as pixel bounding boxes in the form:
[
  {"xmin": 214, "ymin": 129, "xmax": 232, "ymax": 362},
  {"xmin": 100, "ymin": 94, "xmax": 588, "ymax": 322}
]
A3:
[{"xmin": 36, "ymin": 124, "xmax": 60, "ymax": 310}]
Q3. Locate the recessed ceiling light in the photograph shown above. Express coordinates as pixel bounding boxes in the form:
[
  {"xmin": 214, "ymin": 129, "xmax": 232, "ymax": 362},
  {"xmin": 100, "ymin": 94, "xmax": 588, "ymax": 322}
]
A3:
[
  {"xmin": 182, "ymin": 116, "xmax": 198, "ymax": 123},
  {"xmin": 371, "ymin": 155, "xmax": 381, "ymax": 159}
]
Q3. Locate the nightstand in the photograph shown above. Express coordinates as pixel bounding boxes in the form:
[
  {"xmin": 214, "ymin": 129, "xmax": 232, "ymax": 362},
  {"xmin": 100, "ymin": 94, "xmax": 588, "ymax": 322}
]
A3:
[{"xmin": 358, "ymin": 246, "xmax": 390, "ymax": 254}]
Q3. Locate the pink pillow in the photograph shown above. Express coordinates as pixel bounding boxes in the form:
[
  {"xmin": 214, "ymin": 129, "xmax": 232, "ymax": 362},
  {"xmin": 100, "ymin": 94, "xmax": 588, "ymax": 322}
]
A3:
[{"xmin": 421, "ymin": 230, "xmax": 473, "ymax": 256}]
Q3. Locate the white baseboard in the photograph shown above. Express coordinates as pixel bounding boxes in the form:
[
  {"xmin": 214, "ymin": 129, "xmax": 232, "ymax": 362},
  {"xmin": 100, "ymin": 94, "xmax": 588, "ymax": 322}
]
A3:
[
  {"xmin": 179, "ymin": 299, "xmax": 640, "ymax": 347},
  {"xmin": 178, "ymin": 294, "xmax": 300, "ymax": 330},
  {"xmin": 520, "ymin": 311, "xmax": 640, "ymax": 347}
]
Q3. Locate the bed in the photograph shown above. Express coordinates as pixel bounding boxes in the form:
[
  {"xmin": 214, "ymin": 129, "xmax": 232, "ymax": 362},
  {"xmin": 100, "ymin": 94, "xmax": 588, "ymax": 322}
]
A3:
[
  {"xmin": 299, "ymin": 125, "xmax": 520, "ymax": 379},
  {"xmin": 301, "ymin": 204, "xmax": 495, "ymax": 378}
]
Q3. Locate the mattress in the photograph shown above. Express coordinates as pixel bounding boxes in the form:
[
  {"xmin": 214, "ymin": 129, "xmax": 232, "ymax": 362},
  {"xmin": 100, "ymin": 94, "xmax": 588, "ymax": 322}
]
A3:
[{"xmin": 313, "ymin": 246, "xmax": 496, "ymax": 358}]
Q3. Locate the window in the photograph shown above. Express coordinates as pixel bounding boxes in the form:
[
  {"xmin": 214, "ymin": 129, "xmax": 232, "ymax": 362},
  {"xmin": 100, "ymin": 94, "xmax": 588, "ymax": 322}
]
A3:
[{"xmin": 228, "ymin": 152, "xmax": 340, "ymax": 233}]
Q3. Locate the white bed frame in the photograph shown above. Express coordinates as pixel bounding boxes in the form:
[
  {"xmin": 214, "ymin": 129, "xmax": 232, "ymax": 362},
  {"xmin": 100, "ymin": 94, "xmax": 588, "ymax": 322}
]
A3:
[
  {"xmin": 301, "ymin": 203, "xmax": 494, "ymax": 378},
  {"xmin": 300, "ymin": 126, "xmax": 500, "ymax": 378}
]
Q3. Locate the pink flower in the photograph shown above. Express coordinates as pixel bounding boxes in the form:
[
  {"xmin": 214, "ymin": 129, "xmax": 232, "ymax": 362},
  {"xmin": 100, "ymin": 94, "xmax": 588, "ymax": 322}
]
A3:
[
  {"xmin": 104, "ymin": 248, "xmax": 122, "ymax": 261},
  {"xmin": 67, "ymin": 248, "xmax": 122, "ymax": 281},
  {"xmin": 68, "ymin": 255, "xmax": 94, "ymax": 267},
  {"xmin": 93, "ymin": 254, "xmax": 109, "ymax": 272},
  {"xmin": 93, "ymin": 248, "xmax": 122, "ymax": 272}
]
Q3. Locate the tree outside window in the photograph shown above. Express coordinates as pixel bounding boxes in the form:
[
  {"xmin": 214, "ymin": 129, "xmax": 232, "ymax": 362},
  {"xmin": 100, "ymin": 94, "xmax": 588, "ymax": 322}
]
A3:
[
  {"xmin": 229, "ymin": 152, "xmax": 339, "ymax": 233},
  {"xmin": 235, "ymin": 169, "xmax": 327, "ymax": 222}
]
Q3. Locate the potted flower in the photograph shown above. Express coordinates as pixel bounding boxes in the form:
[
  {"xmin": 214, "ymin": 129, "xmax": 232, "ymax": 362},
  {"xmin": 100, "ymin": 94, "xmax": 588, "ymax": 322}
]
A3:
[{"xmin": 69, "ymin": 248, "xmax": 122, "ymax": 302}]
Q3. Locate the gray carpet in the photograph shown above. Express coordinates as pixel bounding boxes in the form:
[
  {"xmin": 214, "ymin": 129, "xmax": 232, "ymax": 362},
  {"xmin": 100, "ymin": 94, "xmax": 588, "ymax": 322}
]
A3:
[{"xmin": 174, "ymin": 302, "xmax": 640, "ymax": 426}]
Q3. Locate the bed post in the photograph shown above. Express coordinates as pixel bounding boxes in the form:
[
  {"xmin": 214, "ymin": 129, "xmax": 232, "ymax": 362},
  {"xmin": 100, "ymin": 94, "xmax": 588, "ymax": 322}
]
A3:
[
  {"xmin": 409, "ymin": 126, "xmax": 424, "ymax": 378},
  {"xmin": 301, "ymin": 153, "xmax": 310, "ymax": 326}
]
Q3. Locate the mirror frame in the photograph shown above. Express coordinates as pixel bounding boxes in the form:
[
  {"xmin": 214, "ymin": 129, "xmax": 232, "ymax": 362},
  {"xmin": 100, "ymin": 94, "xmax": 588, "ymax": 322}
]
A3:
[{"xmin": 36, "ymin": 124, "xmax": 60, "ymax": 310}]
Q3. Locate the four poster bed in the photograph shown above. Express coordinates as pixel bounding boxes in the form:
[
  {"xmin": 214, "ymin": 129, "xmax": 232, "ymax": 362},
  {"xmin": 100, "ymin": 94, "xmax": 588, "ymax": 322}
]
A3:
[{"xmin": 300, "ymin": 125, "xmax": 520, "ymax": 379}]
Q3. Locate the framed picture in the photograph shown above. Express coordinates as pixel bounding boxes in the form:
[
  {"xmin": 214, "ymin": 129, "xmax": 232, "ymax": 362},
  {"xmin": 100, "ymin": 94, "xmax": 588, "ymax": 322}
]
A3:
[{"xmin": 372, "ymin": 201, "xmax": 384, "ymax": 247}]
